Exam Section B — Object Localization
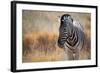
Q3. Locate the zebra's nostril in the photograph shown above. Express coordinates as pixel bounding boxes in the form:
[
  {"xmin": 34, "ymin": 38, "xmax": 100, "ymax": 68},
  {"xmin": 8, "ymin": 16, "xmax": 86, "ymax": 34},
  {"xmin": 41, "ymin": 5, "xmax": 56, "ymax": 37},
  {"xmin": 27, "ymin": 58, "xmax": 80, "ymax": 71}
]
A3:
[{"xmin": 58, "ymin": 39, "xmax": 64, "ymax": 48}]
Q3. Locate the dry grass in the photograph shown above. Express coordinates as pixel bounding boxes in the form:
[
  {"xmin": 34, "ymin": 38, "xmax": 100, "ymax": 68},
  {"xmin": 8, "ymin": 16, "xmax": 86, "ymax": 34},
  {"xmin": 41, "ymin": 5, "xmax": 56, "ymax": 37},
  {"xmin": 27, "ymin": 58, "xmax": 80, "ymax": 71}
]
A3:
[
  {"xmin": 22, "ymin": 31, "xmax": 91, "ymax": 62},
  {"xmin": 22, "ymin": 11, "xmax": 91, "ymax": 63},
  {"xmin": 22, "ymin": 32, "xmax": 65, "ymax": 62}
]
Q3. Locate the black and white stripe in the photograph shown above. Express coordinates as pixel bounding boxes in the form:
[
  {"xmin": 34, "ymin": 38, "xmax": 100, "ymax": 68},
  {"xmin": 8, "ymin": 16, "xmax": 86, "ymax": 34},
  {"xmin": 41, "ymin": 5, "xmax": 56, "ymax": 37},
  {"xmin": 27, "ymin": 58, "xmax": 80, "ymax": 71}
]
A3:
[{"xmin": 58, "ymin": 14, "xmax": 84, "ymax": 60}]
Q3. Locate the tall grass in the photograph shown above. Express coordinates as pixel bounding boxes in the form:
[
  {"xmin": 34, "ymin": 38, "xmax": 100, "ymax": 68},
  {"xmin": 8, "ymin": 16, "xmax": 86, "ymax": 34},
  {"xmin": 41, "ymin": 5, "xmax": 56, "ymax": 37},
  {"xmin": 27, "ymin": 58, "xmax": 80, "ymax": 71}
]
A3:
[
  {"xmin": 22, "ymin": 31, "xmax": 91, "ymax": 63},
  {"xmin": 22, "ymin": 32, "xmax": 65, "ymax": 62}
]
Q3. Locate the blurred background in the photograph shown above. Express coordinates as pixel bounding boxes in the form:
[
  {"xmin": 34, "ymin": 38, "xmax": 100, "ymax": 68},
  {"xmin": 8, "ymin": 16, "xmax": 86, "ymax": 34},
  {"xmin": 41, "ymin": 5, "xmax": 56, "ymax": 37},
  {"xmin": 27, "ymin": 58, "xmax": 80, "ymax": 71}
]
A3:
[{"xmin": 22, "ymin": 10, "xmax": 91, "ymax": 63}]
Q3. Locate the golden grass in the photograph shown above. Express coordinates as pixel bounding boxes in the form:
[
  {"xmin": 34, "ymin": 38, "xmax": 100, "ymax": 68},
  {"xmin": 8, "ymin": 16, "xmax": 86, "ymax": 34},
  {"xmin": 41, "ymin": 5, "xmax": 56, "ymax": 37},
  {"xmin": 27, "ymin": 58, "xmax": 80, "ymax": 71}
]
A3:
[
  {"xmin": 22, "ymin": 32, "xmax": 65, "ymax": 63},
  {"xmin": 22, "ymin": 31, "xmax": 91, "ymax": 63},
  {"xmin": 22, "ymin": 11, "xmax": 91, "ymax": 63}
]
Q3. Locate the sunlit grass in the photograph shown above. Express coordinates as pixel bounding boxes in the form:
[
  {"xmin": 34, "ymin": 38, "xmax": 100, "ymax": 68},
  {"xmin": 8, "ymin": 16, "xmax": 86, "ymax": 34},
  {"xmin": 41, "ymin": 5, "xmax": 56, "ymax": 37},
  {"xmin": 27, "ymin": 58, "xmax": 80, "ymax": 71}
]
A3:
[
  {"xmin": 22, "ymin": 32, "xmax": 65, "ymax": 63},
  {"xmin": 22, "ymin": 11, "xmax": 91, "ymax": 63},
  {"xmin": 22, "ymin": 31, "xmax": 91, "ymax": 63}
]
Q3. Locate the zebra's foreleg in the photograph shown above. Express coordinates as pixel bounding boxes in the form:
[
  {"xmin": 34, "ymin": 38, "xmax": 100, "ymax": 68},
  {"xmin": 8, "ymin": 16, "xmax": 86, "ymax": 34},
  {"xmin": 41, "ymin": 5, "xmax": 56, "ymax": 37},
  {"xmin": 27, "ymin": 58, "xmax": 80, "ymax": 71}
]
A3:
[
  {"xmin": 72, "ymin": 49, "xmax": 80, "ymax": 60},
  {"xmin": 64, "ymin": 48, "xmax": 80, "ymax": 60}
]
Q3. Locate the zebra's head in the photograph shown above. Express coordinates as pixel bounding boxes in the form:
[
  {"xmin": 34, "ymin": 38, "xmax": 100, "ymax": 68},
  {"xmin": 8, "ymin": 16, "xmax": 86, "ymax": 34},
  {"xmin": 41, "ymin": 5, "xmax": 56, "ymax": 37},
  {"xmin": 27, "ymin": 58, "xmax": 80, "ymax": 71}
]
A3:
[
  {"xmin": 61, "ymin": 14, "xmax": 73, "ymax": 24},
  {"xmin": 58, "ymin": 14, "xmax": 74, "ymax": 48}
]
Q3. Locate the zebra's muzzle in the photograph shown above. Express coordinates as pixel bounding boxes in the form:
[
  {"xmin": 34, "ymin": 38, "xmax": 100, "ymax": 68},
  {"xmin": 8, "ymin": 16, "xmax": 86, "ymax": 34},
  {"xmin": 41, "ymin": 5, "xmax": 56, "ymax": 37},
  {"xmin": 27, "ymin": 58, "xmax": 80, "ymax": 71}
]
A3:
[{"xmin": 58, "ymin": 37, "xmax": 65, "ymax": 48}]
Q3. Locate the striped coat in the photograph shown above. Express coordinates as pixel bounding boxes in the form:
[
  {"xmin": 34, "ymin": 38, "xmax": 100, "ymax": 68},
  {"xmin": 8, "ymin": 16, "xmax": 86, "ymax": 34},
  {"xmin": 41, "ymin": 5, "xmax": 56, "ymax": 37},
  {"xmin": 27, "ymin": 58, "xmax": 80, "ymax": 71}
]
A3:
[{"xmin": 58, "ymin": 14, "xmax": 84, "ymax": 60}]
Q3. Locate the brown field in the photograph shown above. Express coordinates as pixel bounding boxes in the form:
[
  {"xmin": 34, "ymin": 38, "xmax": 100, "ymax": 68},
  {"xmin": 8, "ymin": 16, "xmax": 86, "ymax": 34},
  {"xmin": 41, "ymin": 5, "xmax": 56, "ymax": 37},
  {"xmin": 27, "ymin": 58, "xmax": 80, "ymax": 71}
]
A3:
[
  {"xmin": 22, "ymin": 10, "xmax": 91, "ymax": 63},
  {"xmin": 22, "ymin": 32, "xmax": 65, "ymax": 62}
]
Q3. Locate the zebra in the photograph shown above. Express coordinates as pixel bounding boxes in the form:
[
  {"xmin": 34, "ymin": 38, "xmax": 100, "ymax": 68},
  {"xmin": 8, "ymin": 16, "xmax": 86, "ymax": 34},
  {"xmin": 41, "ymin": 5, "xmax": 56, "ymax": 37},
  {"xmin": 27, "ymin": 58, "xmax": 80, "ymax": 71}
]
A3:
[{"xmin": 58, "ymin": 14, "xmax": 85, "ymax": 60}]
